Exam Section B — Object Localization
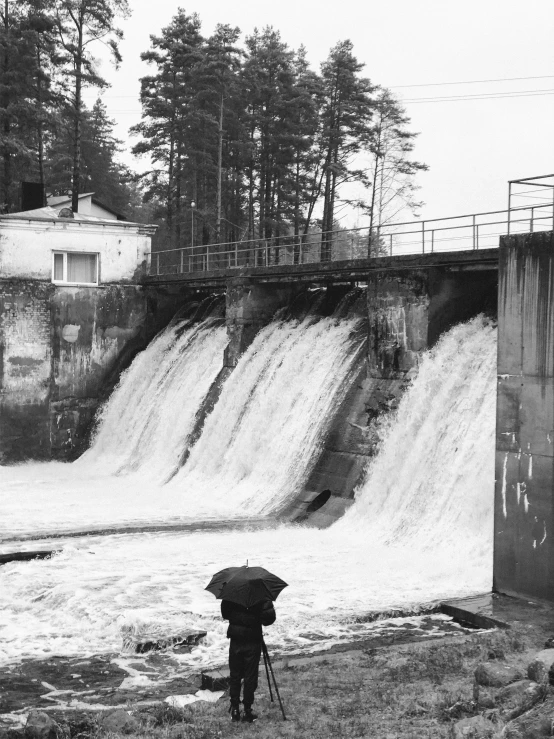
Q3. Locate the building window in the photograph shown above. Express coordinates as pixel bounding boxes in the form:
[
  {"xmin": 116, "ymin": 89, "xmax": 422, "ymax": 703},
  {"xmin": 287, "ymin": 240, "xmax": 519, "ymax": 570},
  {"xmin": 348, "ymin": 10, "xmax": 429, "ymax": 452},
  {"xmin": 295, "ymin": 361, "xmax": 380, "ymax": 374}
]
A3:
[{"xmin": 52, "ymin": 251, "xmax": 99, "ymax": 285}]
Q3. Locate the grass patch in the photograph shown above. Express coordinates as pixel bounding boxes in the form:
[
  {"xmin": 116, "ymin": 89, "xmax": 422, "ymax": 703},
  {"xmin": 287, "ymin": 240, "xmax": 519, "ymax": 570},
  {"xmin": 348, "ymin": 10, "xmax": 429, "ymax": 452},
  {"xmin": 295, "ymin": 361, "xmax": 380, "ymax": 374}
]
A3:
[{"xmin": 56, "ymin": 626, "xmax": 541, "ymax": 739}]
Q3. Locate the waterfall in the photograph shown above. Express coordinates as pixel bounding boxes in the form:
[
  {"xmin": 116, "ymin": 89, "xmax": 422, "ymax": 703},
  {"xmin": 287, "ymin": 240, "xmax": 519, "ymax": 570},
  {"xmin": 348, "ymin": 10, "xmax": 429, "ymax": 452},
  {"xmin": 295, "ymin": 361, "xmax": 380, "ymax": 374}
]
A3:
[
  {"xmin": 81, "ymin": 319, "xmax": 228, "ymax": 480},
  {"xmin": 339, "ymin": 315, "xmax": 497, "ymax": 557},
  {"xmin": 168, "ymin": 315, "xmax": 367, "ymax": 515}
]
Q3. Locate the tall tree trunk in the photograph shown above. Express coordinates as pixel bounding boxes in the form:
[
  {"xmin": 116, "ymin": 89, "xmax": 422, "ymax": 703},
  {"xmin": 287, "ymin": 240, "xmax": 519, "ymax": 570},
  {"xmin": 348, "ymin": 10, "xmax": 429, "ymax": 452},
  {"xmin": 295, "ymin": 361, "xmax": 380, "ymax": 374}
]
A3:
[
  {"xmin": 36, "ymin": 44, "xmax": 45, "ymax": 192},
  {"xmin": 2, "ymin": 0, "xmax": 11, "ymax": 211},
  {"xmin": 367, "ymin": 119, "xmax": 382, "ymax": 257},
  {"xmin": 70, "ymin": 13, "xmax": 84, "ymax": 213},
  {"xmin": 215, "ymin": 92, "xmax": 223, "ymax": 244}
]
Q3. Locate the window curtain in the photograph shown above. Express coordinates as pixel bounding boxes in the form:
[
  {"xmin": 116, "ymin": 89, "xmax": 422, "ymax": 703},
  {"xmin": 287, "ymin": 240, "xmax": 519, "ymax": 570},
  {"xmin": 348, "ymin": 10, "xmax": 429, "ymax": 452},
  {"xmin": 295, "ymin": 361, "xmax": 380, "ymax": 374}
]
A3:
[{"xmin": 67, "ymin": 253, "xmax": 97, "ymax": 283}]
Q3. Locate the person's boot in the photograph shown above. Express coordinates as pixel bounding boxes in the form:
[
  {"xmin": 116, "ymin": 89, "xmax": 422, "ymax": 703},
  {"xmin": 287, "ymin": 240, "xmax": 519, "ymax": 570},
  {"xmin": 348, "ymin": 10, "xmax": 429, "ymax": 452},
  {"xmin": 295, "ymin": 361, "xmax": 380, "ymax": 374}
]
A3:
[
  {"xmin": 229, "ymin": 702, "xmax": 241, "ymax": 722},
  {"xmin": 242, "ymin": 706, "xmax": 257, "ymax": 723}
]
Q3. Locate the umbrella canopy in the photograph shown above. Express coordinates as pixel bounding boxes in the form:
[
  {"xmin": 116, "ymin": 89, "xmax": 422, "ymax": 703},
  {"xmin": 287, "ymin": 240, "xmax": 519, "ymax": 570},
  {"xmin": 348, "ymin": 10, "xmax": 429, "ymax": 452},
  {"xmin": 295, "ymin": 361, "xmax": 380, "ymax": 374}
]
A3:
[{"xmin": 205, "ymin": 565, "xmax": 288, "ymax": 609}]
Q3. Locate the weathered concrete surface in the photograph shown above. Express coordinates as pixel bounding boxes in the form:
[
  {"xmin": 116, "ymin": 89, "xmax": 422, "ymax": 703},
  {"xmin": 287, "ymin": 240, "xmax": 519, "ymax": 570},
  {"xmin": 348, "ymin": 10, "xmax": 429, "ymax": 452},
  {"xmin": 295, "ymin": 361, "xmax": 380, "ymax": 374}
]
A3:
[
  {"xmin": 145, "ymin": 247, "xmax": 499, "ymax": 289},
  {"xmin": 0, "ymin": 280, "xmax": 147, "ymax": 462},
  {"xmin": 224, "ymin": 278, "xmax": 301, "ymax": 367},
  {"xmin": 494, "ymin": 231, "xmax": 554, "ymax": 602}
]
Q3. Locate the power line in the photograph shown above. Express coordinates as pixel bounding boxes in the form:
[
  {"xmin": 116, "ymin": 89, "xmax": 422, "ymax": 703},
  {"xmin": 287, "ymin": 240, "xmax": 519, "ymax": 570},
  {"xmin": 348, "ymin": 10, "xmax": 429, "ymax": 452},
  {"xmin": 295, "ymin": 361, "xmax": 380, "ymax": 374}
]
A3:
[
  {"xmin": 391, "ymin": 75, "xmax": 554, "ymax": 88},
  {"xmin": 403, "ymin": 89, "xmax": 554, "ymax": 104}
]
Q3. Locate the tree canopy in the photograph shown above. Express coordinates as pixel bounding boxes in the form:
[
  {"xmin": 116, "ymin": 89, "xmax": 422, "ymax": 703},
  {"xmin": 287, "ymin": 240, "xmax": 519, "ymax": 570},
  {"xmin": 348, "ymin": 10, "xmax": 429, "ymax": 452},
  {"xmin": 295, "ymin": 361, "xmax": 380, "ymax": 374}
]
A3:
[{"xmin": 0, "ymin": 4, "xmax": 427, "ymax": 243}]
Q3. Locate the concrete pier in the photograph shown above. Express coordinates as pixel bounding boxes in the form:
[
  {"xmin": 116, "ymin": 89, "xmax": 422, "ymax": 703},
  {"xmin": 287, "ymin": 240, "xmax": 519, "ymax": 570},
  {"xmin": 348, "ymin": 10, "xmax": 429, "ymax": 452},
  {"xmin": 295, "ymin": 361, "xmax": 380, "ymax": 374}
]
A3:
[{"xmin": 494, "ymin": 231, "xmax": 554, "ymax": 602}]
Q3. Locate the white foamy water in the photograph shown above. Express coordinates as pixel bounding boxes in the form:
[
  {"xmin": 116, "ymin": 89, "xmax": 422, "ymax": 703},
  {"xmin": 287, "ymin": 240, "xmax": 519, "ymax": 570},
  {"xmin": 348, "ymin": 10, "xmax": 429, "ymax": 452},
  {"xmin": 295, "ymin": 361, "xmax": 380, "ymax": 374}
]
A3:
[
  {"xmin": 83, "ymin": 319, "xmax": 228, "ymax": 479},
  {"xmin": 168, "ymin": 317, "xmax": 366, "ymax": 515},
  {"xmin": 0, "ymin": 316, "xmax": 364, "ymax": 539},
  {"xmin": 0, "ymin": 317, "xmax": 497, "ymax": 669}
]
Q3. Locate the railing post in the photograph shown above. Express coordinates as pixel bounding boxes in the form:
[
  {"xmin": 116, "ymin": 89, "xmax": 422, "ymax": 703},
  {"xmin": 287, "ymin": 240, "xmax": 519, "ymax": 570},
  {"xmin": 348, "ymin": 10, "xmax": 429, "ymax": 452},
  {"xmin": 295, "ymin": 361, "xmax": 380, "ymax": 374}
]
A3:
[
  {"xmin": 206, "ymin": 245, "xmax": 209, "ymax": 272},
  {"xmin": 431, "ymin": 230, "xmax": 434, "ymax": 253},
  {"xmin": 156, "ymin": 253, "xmax": 160, "ymax": 276},
  {"xmin": 421, "ymin": 221, "xmax": 425, "ymax": 253},
  {"xmin": 476, "ymin": 224, "xmax": 479, "ymax": 249},
  {"xmin": 552, "ymin": 188, "xmax": 554, "ymax": 231},
  {"xmin": 235, "ymin": 240, "xmax": 238, "ymax": 267},
  {"xmin": 472, "ymin": 215, "xmax": 477, "ymax": 250},
  {"xmin": 507, "ymin": 182, "xmax": 512, "ymax": 235},
  {"xmin": 389, "ymin": 234, "xmax": 393, "ymax": 256},
  {"xmin": 299, "ymin": 235, "xmax": 303, "ymax": 264},
  {"xmin": 180, "ymin": 249, "xmax": 184, "ymax": 274},
  {"xmin": 530, "ymin": 207, "xmax": 534, "ymax": 233}
]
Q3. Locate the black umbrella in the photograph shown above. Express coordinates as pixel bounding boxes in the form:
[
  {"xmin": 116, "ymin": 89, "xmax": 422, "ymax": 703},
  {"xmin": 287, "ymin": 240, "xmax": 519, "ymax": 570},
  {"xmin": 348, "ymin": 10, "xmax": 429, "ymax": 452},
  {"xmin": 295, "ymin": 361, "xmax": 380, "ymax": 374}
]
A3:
[{"xmin": 205, "ymin": 565, "xmax": 288, "ymax": 608}]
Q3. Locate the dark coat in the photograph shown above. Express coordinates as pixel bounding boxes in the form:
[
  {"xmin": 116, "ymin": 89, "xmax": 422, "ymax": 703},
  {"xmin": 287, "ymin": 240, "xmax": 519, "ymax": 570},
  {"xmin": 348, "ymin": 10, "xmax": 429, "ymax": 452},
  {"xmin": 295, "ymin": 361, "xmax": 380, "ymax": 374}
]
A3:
[{"xmin": 221, "ymin": 599, "xmax": 276, "ymax": 642}]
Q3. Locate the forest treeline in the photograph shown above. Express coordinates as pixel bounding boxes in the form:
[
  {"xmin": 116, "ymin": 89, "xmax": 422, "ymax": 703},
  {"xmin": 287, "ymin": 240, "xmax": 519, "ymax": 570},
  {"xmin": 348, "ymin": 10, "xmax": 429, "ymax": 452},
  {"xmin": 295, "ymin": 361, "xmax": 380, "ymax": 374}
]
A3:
[{"xmin": 0, "ymin": 0, "xmax": 427, "ymax": 255}]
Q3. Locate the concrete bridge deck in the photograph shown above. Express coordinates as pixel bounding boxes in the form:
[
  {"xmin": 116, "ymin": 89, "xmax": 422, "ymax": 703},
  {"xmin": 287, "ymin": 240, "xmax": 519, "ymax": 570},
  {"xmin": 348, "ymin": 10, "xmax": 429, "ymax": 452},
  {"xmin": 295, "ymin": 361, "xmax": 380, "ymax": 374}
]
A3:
[{"xmin": 144, "ymin": 248, "xmax": 499, "ymax": 288}]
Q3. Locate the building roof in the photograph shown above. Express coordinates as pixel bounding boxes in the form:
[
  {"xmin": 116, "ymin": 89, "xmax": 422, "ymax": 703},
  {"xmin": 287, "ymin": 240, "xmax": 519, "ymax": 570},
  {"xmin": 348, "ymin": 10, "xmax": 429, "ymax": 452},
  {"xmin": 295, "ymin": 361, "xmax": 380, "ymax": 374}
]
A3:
[
  {"xmin": 47, "ymin": 192, "xmax": 127, "ymax": 221},
  {"xmin": 0, "ymin": 206, "xmax": 156, "ymax": 233},
  {"xmin": 47, "ymin": 192, "xmax": 95, "ymax": 206}
]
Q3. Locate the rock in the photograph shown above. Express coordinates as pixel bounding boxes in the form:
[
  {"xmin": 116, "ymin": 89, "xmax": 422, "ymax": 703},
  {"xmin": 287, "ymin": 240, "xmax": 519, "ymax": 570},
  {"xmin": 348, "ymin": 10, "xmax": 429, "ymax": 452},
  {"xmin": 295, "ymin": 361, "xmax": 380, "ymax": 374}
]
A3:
[
  {"xmin": 99, "ymin": 709, "xmax": 139, "ymax": 734},
  {"xmin": 474, "ymin": 662, "xmax": 524, "ymax": 688},
  {"xmin": 495, "ymin": 679, "xmax": 544, "ymax": 719},
  {"xmin": 473, "ymin": 682, "xmax": 496, "ymax": 709},
  {"xmin": 450, "ymin": 715, "xmax": 497, "ymax": 738},
  {"xmin": 24, "ymin": 712, "xmax": 60, "ymax": 739},
  {"xmin": 121, "ymin": 630, "xmax": 207, "ymax": 655},
  {"xmin": 201, "ymin": 668, "xmax": 230, "ymax": 691},
  {"xmin": 527, "ymin": 649, "xmax": 554, "ymax": 682},
  {"xmin": 527, "ymin": 659, "xmax": 549, "ymax": 684},
  {"xmin": 501, "ymin": 694, "xmax": 554, "ymax": 738}
]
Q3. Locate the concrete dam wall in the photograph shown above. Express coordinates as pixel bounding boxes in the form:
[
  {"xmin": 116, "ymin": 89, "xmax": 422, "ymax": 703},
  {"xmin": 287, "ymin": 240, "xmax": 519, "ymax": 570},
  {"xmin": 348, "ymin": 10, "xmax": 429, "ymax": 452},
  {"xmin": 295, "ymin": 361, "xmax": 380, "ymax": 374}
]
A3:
[
  {"xmin": 494, "ymin": 231, "xmax": 554, "ymax": 602},
  {"xmin": 0, "ymin": 263, "xmax": 497, "ymax": 509}
]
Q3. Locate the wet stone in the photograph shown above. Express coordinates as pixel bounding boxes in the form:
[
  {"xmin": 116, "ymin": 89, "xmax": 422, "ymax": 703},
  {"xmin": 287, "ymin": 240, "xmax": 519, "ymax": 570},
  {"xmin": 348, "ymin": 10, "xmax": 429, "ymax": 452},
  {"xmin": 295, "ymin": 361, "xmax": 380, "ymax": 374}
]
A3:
[
  {"xmin": 99, "ymin": 709, "xmax": 139, "ymax": 734},
  {"xmin": 122, "ymin": 630, "xmax": 207, "ymax": 655},
  {"xmin": 450, "ymin": 715, "xmax": 496, "ymax": 738},
  {"xmin": 495, "ymin": 679, "xmax": 543, "ymax": 719},
  {"xmin": 201, "ymin": 669, "xmax": 230, "ymax": 691},
  {"xmin": 24, "ymin": 712, "xmax": 60, "ymax": 739},
  {"xmin": 474, "ymin": 662, "xmax": 524, "ymax": 688}
]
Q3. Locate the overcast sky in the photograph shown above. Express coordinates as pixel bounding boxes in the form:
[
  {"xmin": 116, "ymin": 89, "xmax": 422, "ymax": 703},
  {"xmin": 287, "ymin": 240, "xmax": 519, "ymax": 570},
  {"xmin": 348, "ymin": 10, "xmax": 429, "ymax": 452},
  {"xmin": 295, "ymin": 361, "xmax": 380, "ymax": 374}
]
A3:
[{"xmin": 87, "ymin": 0, "xmax": 554, "ymax": 224}]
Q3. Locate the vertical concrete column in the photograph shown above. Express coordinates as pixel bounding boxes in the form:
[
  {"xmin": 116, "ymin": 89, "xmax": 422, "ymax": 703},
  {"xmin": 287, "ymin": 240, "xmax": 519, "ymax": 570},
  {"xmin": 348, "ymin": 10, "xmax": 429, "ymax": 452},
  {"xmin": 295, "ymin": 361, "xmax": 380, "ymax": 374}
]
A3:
[
  {"xmin": 494, "ymin": 232, "xmax": 554, "ymax": 601},
  {"xmin": 366, "ymin": 270, "xmax": 430, "ymax": 378},
  {"xmin": 224, "ymin": 278, "xmax": 299, "ymax": 368}
]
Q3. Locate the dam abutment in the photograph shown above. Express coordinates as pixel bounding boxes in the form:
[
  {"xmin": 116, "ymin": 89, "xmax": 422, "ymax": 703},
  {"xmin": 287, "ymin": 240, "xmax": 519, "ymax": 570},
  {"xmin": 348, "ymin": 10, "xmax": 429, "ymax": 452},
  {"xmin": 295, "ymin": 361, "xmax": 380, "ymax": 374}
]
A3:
[{"xmin": 494, "ymin": 231, "xmax": 554, "ymax": 602}]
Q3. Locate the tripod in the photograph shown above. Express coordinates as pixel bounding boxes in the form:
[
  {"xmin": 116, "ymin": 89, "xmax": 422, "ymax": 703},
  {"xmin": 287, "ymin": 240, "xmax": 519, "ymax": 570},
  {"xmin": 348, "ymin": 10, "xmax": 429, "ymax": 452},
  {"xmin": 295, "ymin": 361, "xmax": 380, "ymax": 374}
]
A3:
[{"xmin": 261, "ymin": 639, "xmax": 287, "ymax": 720}]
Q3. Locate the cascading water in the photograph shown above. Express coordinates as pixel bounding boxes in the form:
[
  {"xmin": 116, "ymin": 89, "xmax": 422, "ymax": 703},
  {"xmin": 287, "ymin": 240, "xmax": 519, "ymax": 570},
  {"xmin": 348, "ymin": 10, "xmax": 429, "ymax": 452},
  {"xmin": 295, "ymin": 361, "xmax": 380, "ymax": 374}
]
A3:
[
  {"xmin": 168, "ymin": 315, "xmax": 367, "ymax": 515},
  {"xmin": 82, "ymin": 318, "xmax": 228, "ymax": 479},
  {"xmin": 0, "ymin": 316, "xmax": 497, "ymax": 670}
]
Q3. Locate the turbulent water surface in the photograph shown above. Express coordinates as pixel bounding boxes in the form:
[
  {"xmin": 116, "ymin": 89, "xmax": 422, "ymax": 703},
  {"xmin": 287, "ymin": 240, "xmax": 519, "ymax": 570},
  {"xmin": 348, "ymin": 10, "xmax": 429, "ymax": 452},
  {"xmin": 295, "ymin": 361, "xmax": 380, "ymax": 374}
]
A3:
[{"xmin": 0, "ymin": 316, "xmax": 497, "ymax": 671}]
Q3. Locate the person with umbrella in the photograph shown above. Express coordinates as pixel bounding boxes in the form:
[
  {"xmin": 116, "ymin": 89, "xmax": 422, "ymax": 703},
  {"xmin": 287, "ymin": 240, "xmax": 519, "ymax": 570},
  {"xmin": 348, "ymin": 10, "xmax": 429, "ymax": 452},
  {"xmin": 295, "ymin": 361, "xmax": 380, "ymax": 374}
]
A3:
[{"xmin": 205, "ymin": 565, "xmax": 287, "ymax": 723}]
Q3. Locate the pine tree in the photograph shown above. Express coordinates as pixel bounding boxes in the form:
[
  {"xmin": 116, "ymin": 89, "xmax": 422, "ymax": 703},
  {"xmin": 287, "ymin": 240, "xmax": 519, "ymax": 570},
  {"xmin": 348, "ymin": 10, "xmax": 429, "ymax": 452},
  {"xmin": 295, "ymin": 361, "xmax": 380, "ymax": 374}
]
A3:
[
  {"xmin": 132, "ymin": 10, "xmax": 204, "ymax": 246},
  {"xmin": 363, "ymin": 88, "xmax": 428, "ymax": 256},
  {"xmin": 319, "ymin": 40, "xmax": 373, "ymax": 260},
  {"xmin": 54, "ymin": 0, "xmax": 130, "ymax": 213}
]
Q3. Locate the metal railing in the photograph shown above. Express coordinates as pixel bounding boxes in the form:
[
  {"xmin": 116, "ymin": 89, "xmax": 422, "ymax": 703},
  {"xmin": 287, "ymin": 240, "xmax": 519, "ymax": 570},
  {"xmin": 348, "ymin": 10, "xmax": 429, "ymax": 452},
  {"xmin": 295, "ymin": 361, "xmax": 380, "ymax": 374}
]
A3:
[
  {"xmin": 508, "ymin": 174, "xmax": 554, "ymax": 234},
  {"xmin": 146, "ymin": 193, "xmax": 554, "ymax": 278}
]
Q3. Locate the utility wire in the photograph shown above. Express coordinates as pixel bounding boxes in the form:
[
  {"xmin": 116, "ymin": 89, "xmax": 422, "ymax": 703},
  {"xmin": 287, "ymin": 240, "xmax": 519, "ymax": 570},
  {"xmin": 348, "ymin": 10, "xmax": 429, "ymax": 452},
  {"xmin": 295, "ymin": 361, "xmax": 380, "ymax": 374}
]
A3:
[
  {"xmin": 105, "ymin": 88, "xmax": 554, "ymax": 113},
  {"xmin": 403, "ymin": 89, "xmax": 554, "ymax": 103},
  {"xmin": 391, "ymin": 75, "xmax": 554, "ymax": 88}
]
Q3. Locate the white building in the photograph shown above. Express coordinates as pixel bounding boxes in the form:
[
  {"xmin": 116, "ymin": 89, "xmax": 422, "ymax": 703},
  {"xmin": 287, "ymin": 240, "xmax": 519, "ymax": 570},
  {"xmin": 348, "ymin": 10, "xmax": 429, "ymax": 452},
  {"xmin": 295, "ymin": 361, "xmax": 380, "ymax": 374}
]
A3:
[{"xmin": 0, "ymin": 206, "xmax": 155, "ymax": 284}]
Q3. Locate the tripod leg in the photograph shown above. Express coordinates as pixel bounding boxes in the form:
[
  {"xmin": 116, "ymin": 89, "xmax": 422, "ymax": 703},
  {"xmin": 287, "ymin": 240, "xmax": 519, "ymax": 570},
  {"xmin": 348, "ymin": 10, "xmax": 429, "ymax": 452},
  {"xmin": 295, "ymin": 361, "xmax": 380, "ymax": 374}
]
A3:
[
  {"xmin": 262, "ymin": 641, "xmax": 286, "ymax": 721},
  {"xmin": 262, "ymin": 643, "xmax": 274, "ymax": 702}
]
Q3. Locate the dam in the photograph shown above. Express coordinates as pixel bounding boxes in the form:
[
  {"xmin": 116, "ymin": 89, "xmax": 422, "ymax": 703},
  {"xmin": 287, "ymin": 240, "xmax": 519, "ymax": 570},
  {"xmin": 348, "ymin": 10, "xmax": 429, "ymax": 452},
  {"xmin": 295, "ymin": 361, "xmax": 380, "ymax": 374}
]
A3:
[{"xmin": 0, "ymin": 180, "xmax": 554, "ymax": 672}]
